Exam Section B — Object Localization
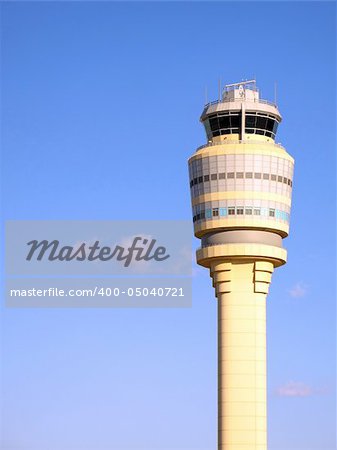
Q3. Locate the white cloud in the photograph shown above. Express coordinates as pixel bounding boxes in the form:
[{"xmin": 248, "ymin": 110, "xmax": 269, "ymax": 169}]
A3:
[
  {"xmin": 276, "ymin": 381, "xmax": 313, "ymax": 397},
  {"xmin": 288, "ymin": 281, "xmax": 308, "ymax": 298}
]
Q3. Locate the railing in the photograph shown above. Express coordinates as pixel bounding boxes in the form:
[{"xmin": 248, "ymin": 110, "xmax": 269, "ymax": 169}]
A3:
[{"xmin": 196, "ymin": 140, "xmax": 284, "ymax": 152}]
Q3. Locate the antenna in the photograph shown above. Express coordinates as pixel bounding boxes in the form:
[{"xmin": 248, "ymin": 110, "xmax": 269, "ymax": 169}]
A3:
[
  {"xmin": 218, "ymin": 78, "xmax": 222, "ymax": 102},
  {"xmin": 225, "ymin": 79, "xmax": 256, "ymax": 89}
]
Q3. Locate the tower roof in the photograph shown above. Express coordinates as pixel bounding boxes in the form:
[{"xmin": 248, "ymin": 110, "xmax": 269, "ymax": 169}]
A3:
[{"xmin": 201, "ymin": 79, "xmax": 281, "ymax": 123}]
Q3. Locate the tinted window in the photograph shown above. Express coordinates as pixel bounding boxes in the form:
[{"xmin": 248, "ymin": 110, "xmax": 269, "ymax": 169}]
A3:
[
  {"xmin": 245, "ymin": 115, "xmax": 256, "ymax": 127},
  {"xmin": 266, "ymin": 118, "xmax": 275, "ymax": 131},
  {"xmin": 219, "ymin": 115, "xmax": 230, "ymax": 128},
  {"xmin": 256, "ymin": 116, "xmax": 267, "ymax": 129},
  {"xmin": 209, "ymin": 117, "xmax": 219, "ymax": 131},
  {"xmin": 204, "ymin": 112, "xmax": 242, "ymax": 138},
  {"xmin": 230, "ymin": 115, "xmax": 240, "ymax": 128}
]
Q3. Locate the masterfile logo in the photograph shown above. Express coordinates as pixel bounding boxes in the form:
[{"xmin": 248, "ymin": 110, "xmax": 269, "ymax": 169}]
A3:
[
  {"xmin": 6, "ymin": 220, "xmax": 191, "ymax": 276},
  {"xmin": 5, "ymin": 221, "xmax": 192, "ymax": 308},
  {"xmin": 26, "ymin": 237, "xmax": 170, "ymax": 267}
]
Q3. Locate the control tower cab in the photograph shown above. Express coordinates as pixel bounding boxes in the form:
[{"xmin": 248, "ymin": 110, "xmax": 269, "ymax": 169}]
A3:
[{"xmin": 189, "ymin": 80, "xmax": 294, "ymax": 269}]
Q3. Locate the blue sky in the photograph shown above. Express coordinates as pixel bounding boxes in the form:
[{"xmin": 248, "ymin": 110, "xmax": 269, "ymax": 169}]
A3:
[{"xmin": 0, "ymin": 2, "xmax": 336, "ymax": 450}]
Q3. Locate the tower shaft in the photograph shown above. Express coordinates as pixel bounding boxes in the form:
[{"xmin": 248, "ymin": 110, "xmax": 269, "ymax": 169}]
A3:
[{"xmin": 213, "ymin": 261, "xmax": 273, "ymax": 450}]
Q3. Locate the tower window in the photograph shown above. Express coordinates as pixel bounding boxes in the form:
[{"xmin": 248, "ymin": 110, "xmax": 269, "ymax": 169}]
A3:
[
  {"xmin": 256, "ymin": 116, "xmax": 267, "ymax": 129},
  {"xmin": 246, "ymin": 172, "xmax": 253, "ymax": 178},
  {"xmin": 209, "ymin": 117, "xmax": 219, "ymax": 131},
  {"xmin": 245, "ymin": 115, "xmax": 256, "ymax": 128},
  {"xmin": 244, "ymin": 112, "xmax": 279, "ymax": 139},
  {"xmin": 263, "ymin": 173, "xmax": 269, "ymax": 180},
  {"xmin": 227, "ymin": 172, "xmax": 235, "ymax": 179},
  {"xmin": 204, "ymin": 175, "xmax": 210, "ymax": 182},
  {"xmin": 266, "ymin": 118, "xmax": 275, "ymax": 131},
  {"xmin": 211, "ymin": 174, "xmax": 217, "ymax": 181},
  {"xmin": 191, "ymin": 203, "xmax": 289, "ymax": 224},
  {"xmin": 203, "ymin": 112, "xmax": 242, "ymax": 139},
  {"xmin": 236, "ymin": 172, "xmax": 244, "ymax": 178},
  {"xmin": 219, "ymin": 116, "xmax": 230, "ymax": 128},
  {"xmin": 230, "ymin": 115, "xmax": 240, "ymax": 128},
  {"xmin": 219, "ymin": 172, "xmax": 226, "ymax": 179},
  {"xmin": 271, "ymin": 174, "xmax": 277, "ymax": 181},
  {"xmin": 254, "ymin": 172, "xmax": 262, "ymax": 179}
]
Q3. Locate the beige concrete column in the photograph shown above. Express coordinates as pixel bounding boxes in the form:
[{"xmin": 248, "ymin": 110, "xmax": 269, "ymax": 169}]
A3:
[{"xmin": 211, "ymin": 260, "xmax": 274, "ymax": 450}]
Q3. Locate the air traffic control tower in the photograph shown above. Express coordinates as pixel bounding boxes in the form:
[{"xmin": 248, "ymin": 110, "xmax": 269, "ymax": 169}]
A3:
[{"xmin": 188, "ymin": 80, "xmax": 294, "ymax": 450}]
